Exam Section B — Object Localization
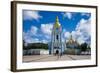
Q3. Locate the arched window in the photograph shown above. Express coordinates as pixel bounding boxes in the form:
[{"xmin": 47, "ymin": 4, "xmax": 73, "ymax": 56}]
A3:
[{"xmin": 56, "ymin": 35, "xmax": 58, "ymax": 40}]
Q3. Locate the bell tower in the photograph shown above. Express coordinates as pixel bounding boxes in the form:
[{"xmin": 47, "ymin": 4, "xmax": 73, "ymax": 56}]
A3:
[{"xmin": 50, "ymin": 16, "xmax": 63, "ymax": 55}]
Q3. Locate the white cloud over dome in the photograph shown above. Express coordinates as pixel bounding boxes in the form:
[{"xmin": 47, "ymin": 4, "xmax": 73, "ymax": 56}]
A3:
[
  {"xmin": 63, "ymin": 18, "xmax": 91, "ymax": 44},
  {"xmin": 72, "ymin": 18, "xmax": 91, "ymax": 44}
]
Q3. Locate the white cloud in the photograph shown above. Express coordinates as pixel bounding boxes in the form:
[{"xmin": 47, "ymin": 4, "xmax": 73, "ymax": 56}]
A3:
[
  {"xmin": 30, "ymin": 26, "xmax": 38, "ymax": 35},
  {"xmin": 24, "ymin": 32, "xmax": 48, "ymax": 44},
  {"xmin": 64, "ymin": 31, "xmax": 71, "ymax": 39},
  {"xmin": 23, "ymin": 30, "xmax": 40, "ymax": 44},
  {"xmin": 40, "ymin": 23, "xmax": 53, "ymax": 40},
  {"xmin": 76, "ymin": 18, "xmax": 91, "ymax": 36},
  {"xmin": 24, "ymin": 26, "xmax": 38, "ymax": 37},
  {"xmin": 41, "ymin": 23, "xmax": 53, "ymax": 35},
  {"xmin": 77, "ymin": 36, "xmax": 85, "ymax": 44},
  {"xmin": 42, "ymin": 39, "xmax": 48, "ymax": 43},
  {"xmin": 62, "ymin": 12, "xmax": 72, "ymax": 19},
  {"xmin": 23, "ymin": 25, "xmax": 39, "ymax": 43},
  {"xmin": 63, "ymin": 18, "xmax": 91, "ymax": 44},
  {"xmin": 81, "ymin": 13, "xmax": 90, "ymax": 17},
  {"xmin": 23, "ymin": 24, "xmax": 52, "ymax": 44},
  {"xmin": 26, "ymin": 38, "xmax": 39, "ymax": 43},
  {"xmin": 71, "ymin": 18, "xmax": 91, "ymax": 44},
  {"xmin": 23, "ymin": 10, "xmax": 42, "ymax": 21}
]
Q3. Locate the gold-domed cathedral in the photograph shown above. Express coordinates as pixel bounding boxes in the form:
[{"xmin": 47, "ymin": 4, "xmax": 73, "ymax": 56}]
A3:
[
  {"xmin": 49, "ymin": 16, "xmax": 65, "ymax": 55},
  {"xmin": 66, "ymin": 35, "xmax": 80, "ymax": 54},
  {"xmin": 66, "ymin": 35, "xmax": 79, "ymax": 48}
]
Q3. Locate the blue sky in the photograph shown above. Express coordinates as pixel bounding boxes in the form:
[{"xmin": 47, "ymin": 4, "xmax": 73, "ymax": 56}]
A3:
[{"xmin": 23, "ymin": 10, "xmax": 91, "ymax": 45}]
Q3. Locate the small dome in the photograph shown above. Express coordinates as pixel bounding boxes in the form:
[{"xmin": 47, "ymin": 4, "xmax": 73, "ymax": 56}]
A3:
[
  {"xmin": 66, "ymin": 35, "xmax": 79, "ymax": 45},
  {"xmin": 54, "ymin": 16, "xmax": 61, "ymax": 28}
]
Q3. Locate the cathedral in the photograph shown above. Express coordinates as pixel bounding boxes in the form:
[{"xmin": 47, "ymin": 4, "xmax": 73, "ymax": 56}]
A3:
[
  {"xmin": 66, "ymin": 35, "xmax": 80, "ymax": 55},
  {"xmin": 49, "ymin": 16, "xmax": 65, "ymax": 55},
  {"xmin": 66, "ymin": 35, "xmax": 79, "ymax": 49}
]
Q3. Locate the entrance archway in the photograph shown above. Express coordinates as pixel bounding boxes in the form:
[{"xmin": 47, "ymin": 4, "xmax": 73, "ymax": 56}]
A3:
[{"xmin": 55, "ymin": 50, "xmax": 59, "ymax": 55}]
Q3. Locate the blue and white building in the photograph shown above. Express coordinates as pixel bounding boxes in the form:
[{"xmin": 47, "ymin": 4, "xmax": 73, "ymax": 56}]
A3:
[{"xmin": 49, "ymin": 16, "xmax": 66, "ymax": 55}]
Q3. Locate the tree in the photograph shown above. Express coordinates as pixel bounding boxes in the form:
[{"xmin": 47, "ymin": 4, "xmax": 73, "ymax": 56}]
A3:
[
  {"xmin": 23, "ymin": 40, "xmax": 25, "ymax": 49},
  {"xmin": 23, "ymin": 40, "xmax": 27, "ymax": 50},
  {"xmin": 80, "ymin": 43, "xmax": 88, "ymax": 51},
  {"xmin": 23, "ymin": 42, "xmax": 49, "ymax": 50}
]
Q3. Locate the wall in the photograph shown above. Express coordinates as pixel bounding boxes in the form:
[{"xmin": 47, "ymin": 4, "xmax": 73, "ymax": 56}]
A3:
[{"xmin": 0, "ymin": 0, "xmax": 99, "ymax": 73}]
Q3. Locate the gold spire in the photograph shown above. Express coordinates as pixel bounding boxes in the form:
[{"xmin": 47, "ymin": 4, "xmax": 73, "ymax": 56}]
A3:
[
  {"xmin": 68, "ymin": 35, "xmax": 74, "ymax": 44},
  {"xmin": 56, "ymin": 16, "xmax": 59, "ymax": 22},
  {"xmin": 54, "ymin": 16, "xmax": 61, "ymax": 28}
]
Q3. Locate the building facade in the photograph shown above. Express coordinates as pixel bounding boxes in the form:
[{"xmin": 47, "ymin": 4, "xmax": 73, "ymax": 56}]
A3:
[
  {"xmin": 49, "ymin": 16, "xmax": 80, "ymax": 55},
  {"xmin": 49, "ymin": 16, "xmax": 65, "ymax": 55},
  {"xmin": 66, "ymin": 35, "xmax": 80, "ymax": 55}
]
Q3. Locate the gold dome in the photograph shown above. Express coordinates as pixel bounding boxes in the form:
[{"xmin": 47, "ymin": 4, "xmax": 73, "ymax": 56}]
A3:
[
  {"xmin": 54, "ymin": 16, "xmax": 61, "ymax": 28},
  {"xmin": 66, "ymin": 35, "xmax": 79, "ymax": 45},
  {"xmin": 67, "ymin": 35, "xmax": 75, "ymax": 44}
]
